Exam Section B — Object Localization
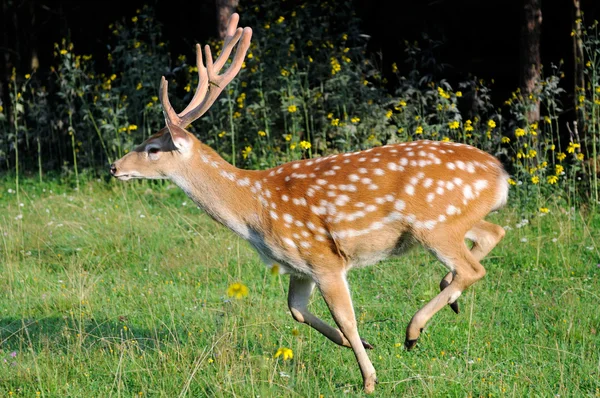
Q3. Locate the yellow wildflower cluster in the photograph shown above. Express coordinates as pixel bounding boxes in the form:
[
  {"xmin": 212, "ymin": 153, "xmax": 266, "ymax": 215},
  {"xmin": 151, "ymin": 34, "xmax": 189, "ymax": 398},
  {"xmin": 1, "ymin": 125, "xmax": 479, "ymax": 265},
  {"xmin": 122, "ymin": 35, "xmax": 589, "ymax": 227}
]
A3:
[
  {"xmin": 330, "ymin": 57, "xmax": 341, "ymax": 76},
  {"xmin": 237, "ymin": 93, "xmax": 246, "ymax": 108},
  {"xmin": 299, "ymin": 141, "xmax": 311, "ymax": 150},
  {"xmin": 437, "ymin": 87, "xmax": 451, "ymax": 99},
  {"xmin": 448, "ymin": 120, "xmax": 460, "ymax": 130},
  {"xmin": 350, "ymin": 117, "xmax": 360, "ymax": 124},
  {"xmin": 464, "ymin": 120, "xmax": 473, "ymax": 132}
]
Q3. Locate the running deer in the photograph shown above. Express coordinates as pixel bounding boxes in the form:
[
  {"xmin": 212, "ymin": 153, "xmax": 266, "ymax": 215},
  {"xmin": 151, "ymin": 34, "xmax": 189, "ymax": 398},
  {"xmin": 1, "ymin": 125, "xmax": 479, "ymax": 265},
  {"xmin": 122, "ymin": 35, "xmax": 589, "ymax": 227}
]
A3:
[{"xmin": 110, "ymin": 13, "xmax": 508, "ymax": 394}]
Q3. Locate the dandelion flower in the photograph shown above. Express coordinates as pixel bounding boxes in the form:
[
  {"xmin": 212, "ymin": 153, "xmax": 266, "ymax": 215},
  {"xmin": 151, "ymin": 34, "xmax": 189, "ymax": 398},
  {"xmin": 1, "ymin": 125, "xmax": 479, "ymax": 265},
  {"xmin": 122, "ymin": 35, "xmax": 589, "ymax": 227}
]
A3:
[
  {"xmin": 274, "ymin": 347, "xmax": 294, "ymax": 361},
  {"xmin": 227, "ymin": 282, "xmax": 249, "ymax": 299}
]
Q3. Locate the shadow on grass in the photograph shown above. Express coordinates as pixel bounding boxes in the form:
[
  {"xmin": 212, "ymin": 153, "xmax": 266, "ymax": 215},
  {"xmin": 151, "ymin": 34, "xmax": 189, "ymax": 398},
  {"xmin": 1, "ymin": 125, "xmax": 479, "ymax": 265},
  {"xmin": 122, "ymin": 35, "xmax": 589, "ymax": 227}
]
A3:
[{"xmin": 0, "ymin": 315, "xmax": 193, "ymax": 354}]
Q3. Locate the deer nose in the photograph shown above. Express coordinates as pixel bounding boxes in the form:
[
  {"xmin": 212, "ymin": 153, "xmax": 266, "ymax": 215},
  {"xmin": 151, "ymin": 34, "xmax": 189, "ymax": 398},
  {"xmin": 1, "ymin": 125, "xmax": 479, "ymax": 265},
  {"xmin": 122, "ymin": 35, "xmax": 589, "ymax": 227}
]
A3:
[{"xmin": 110, "ymin": 164, "xmax": 117, "ymax": 175}]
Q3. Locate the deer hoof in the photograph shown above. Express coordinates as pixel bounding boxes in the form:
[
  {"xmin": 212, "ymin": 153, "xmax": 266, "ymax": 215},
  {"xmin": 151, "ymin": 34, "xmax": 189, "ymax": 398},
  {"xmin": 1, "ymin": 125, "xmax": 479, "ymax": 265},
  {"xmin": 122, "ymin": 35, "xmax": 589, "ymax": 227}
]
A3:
[
  {"xmin": 450, "ymin": 301, "xmax": 460, "ymax": 314},
  {"xmin": 404, "ymin": 338, "xmax": 418, "ymax": 351},
  {"xmin": 361, "ymin": 339, "xmax": 374, "ymax": 349}
]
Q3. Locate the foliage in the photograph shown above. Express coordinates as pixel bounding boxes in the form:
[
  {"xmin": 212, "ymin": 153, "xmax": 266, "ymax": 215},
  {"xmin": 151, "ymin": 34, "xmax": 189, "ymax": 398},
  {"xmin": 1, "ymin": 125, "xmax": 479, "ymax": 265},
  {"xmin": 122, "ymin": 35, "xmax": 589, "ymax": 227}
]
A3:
[{"xmin": 0, "ymin": 3, "xmax": 599, "ymax": 209}]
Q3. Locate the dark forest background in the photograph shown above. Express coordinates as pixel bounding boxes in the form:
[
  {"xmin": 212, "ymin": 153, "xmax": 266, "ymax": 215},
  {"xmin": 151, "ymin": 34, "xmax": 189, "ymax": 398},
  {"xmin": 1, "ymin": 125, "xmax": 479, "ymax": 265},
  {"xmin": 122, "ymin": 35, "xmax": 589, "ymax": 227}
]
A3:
[{"xmin": 2, "ymin": 0, "xmax": 599, "ymax": 107}]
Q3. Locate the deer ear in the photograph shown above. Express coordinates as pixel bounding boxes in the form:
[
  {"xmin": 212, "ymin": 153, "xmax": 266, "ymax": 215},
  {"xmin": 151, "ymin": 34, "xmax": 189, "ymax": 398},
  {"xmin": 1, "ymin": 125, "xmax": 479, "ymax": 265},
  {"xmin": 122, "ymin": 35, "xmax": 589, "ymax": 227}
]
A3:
[{"xmin": 165, "ymin": 119, "xmax": 192, "ymax": 150}]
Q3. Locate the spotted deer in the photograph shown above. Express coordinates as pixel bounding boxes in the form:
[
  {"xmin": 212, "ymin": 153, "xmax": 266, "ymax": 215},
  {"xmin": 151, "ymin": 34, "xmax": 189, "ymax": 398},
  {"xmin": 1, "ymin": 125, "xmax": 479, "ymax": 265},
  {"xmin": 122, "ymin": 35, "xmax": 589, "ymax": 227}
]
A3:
[{"xmin": 110, "ymin": 13, "xmax": 508, "ymax": 394}]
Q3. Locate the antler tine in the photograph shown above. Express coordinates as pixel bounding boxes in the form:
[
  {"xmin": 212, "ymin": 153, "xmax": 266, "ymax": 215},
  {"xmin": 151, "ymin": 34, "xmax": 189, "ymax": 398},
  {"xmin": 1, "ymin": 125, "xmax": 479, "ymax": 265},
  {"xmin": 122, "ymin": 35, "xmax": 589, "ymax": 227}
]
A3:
[
  {"xmin": 159, "ymin": 76, "xmax": 182, "ymax": 126},
  {"xmin": 176, "ymin": 13, "xmax": 244, "ymax": 125},
  {"xmin": 178, "ymin": 44, "xmax": 209, "ymax": 117},
  {"xmin": 213, "ymin": 13, "xmax": 243, "ymax": 71},
  {"xmin": 178, "ymin": 25, "xmax": 252, "ymax": 128}
]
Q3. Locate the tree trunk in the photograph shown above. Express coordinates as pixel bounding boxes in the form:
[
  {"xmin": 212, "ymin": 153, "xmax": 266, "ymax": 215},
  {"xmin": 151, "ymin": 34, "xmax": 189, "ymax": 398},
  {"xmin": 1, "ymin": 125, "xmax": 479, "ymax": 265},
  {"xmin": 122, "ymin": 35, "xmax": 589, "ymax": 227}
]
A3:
[
  {"xmin": 520, "ymin": 0, "xmax": 542, "ymax": 123},
  {"xmin": 216, "ymin": 0, "xmax": 239, "ymax": 39}
]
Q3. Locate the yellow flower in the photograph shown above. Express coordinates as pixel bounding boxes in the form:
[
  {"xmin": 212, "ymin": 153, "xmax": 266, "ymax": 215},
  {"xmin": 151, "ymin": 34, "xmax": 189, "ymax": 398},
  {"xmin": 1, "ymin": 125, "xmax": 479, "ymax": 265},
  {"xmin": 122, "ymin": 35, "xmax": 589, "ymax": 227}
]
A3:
[
  {"xmin": 227, "ymin": 282, "xmax": 249, "ymax": 299},
  {"xmin": 544, "ymin": 116, "xmax": 551, "ymax": 124},
  {"xmin": 270, "ymin": 264, "xmax": 280, "ymax": 276},
  {"xmin": 258, "ymin": 130, "xmax": 266, "ymax": 137},
  {"xmin": 441, "ymin": 136, "xmax": 450, "ymax": 142},
  {"xmin": 132, "ymin": 16, "xmax": 138, "ymax": 23},
  {"xmin": 501, "ymin": 136, "xmax": 510, "ymax": 143},
  {"xmin": 128, "ymin": 124, "xmax": 138, "ymax": 131},
  {"xmin": 60, "ymin": 49, "xmax": 68, "ymax": 55},
  {"xmin": 487, "ymin": 120, "xmax": 496, "ymax": 129},
  {"xmin": 276, "ymin": 16, "xmax": 285, "ymax": 24},
  {"xmin": 456, "ymin": 91, "xmax": 462, "ymax": 97},
  {"xmin": 0, "ymin": 105, "xmax": 3, "ymax": 113},
  {"xmin": 531, "ymin": 176, "xmax": 540, "ymax": 184},
  {"xmin": 264, "ymin": 23, "xmax": 270, "ymax": 29},
  {"xmin": 342, "ymin": 33, "xmax": 348, "ymax": 41},
  {"xmin": 351, "ymin": 117, "xmax": 360, "ymax": 124},
  {"xmin": 299, "ymin": 141, "xmax": 311, "ymax": 150},
  {"xmin": 555, "ymin": 164, "xmax": 564, "ymax": 175},
  {"xmin": 274, "ymin": 347, "xmax": 294, "ymax": 361},
  {"xmin": 136, "ymin": 82, "xmax": 143, "ymax": 90},
  {"xmin": 331, "ymin": 118, "xmax": 340, "ymax": 127},
  {"xmin": 307, "ymin": 56, "xmax": 313, "ymax": 63},
  {"xmin": 385, "ymin": 110, "xmax": 393, "ymax": 119},
  {"xmin": 280, "ymin": 68, "xmax": 290, "ymax": 77},
  {"xmin": 437, "ymin": 87, "xmax": 450, "ymax": 99},
  {"xmin": 448, "ymin": 120, "xmax": 460, "ymax": 130},
  {"xmin": 399, "ymin": 100, "xmax": 407, "ymax": 107},
  {"xmin": 577, "ymin": 153, "xmax": 584, "ymax": 161},
  {"xmin": 241, "ymin": 146, "xmax": 252, "ymax": 159},
  {"xmin": 567, "ymin": 142, "xmax": 580, "ymax": 153},
  {"xmin": 290, "ymin": 143, "xmax": 297, "ymax": 150},
  {"xmin": 539, "ymin": 207, "xmax": 549, "ymax": 213},
  {"xmin": 528, "ymin": 149, "xmax": 537, "ymax": 158},
  {"xmin": 391, "ymin": 63, "xmax": 398, "ymax": 73},
  {"xmin": 284, "ymin": 134, "xmax": 292, "ymax": 141},
  {"xmin": 415, "ymin": 126, "xmax": 423, "ymax": 134},
  {"xmin": 547, "ymin": 175, "xmax": 558, "ymax": 184},
  {"xmin": 508, "ymin": 178, "xmax": 516, "ymax": 185},
  {"xmin": 287, "ymin": 105, "xmax": 297, "ymax": 113},
  {"xmin": 557, "ymin": 152, "xmax": 566, "ymax": 161},
  {"xmin": 306, "ymin": 40, "xmax": 313, "ymax": 47}
]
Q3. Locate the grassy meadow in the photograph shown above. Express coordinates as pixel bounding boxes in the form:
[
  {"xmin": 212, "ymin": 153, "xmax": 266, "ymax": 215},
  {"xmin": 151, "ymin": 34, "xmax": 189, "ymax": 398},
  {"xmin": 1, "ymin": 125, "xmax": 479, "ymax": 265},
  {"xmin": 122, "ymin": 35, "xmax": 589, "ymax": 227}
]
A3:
[{"xmin": 0, "ymin": 176, "xmax": 598, "ymax": 397}]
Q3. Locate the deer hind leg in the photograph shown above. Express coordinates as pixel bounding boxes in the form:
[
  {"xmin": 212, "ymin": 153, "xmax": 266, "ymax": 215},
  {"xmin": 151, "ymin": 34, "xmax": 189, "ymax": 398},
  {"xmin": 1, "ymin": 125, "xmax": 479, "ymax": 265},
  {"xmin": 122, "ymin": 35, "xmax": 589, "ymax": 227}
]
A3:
[
  {"xmin": 466, "ymin": 220, "xmax": 506, "ymax": 261},
  {"xmin": 406, "ymin": 239, "xmax": 487, "ymax": 350},
  {"xmin": 317, "ymin": 271, "xmax": 377, "ymax": 394},
  {"xmin": 438, "ymin": 220, "xmax": 505, "ymax": 314},
  {"xmin": 288, "ymin": 275, "xmax": 373, "ymax": 350}
]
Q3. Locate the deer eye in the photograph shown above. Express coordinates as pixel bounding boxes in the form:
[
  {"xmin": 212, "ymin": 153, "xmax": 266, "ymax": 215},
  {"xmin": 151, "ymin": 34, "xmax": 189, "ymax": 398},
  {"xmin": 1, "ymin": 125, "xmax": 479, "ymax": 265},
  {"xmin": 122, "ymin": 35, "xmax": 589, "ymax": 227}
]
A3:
[{"xmin": 148, "ymin": 147, "xmax": 160, "ymax": 154}]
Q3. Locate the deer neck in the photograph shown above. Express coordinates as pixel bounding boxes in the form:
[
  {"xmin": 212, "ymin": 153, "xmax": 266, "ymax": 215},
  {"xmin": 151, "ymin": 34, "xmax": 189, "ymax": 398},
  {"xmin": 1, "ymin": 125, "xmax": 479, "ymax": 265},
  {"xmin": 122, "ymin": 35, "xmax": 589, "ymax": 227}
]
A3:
[{"xmin": 170, "ymin": 143, "xmax": 262, "ymax": 239}]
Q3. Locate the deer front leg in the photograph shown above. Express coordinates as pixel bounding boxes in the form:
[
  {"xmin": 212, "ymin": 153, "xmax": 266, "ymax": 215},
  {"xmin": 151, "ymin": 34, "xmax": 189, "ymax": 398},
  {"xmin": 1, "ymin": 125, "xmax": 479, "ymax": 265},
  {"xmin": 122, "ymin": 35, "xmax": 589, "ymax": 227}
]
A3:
[
  {"xmin": 288, "ymin": 275, "xmax": 373, "ymax": 349},
  {"xmin": 317, "ymin": 272, "xmax": 377, "ymax": 394}
]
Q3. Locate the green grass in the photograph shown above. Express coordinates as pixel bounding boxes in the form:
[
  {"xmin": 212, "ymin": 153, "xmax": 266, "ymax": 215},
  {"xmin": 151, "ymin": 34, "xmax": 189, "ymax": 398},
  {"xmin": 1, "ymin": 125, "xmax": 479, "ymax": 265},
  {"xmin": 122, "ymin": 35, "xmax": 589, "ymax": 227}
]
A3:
[{"xmin": 1, "ymin": 177, "xmax": 599, "ymax": 397}]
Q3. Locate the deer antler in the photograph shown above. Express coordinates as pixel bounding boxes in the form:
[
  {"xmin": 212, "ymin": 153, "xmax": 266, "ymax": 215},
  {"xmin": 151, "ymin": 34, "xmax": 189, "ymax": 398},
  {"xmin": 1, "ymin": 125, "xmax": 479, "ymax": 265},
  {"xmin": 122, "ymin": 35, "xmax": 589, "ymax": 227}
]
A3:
[{"xmin": 160, "ymin": 13, "xmax": 252, "ymax": 128}]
